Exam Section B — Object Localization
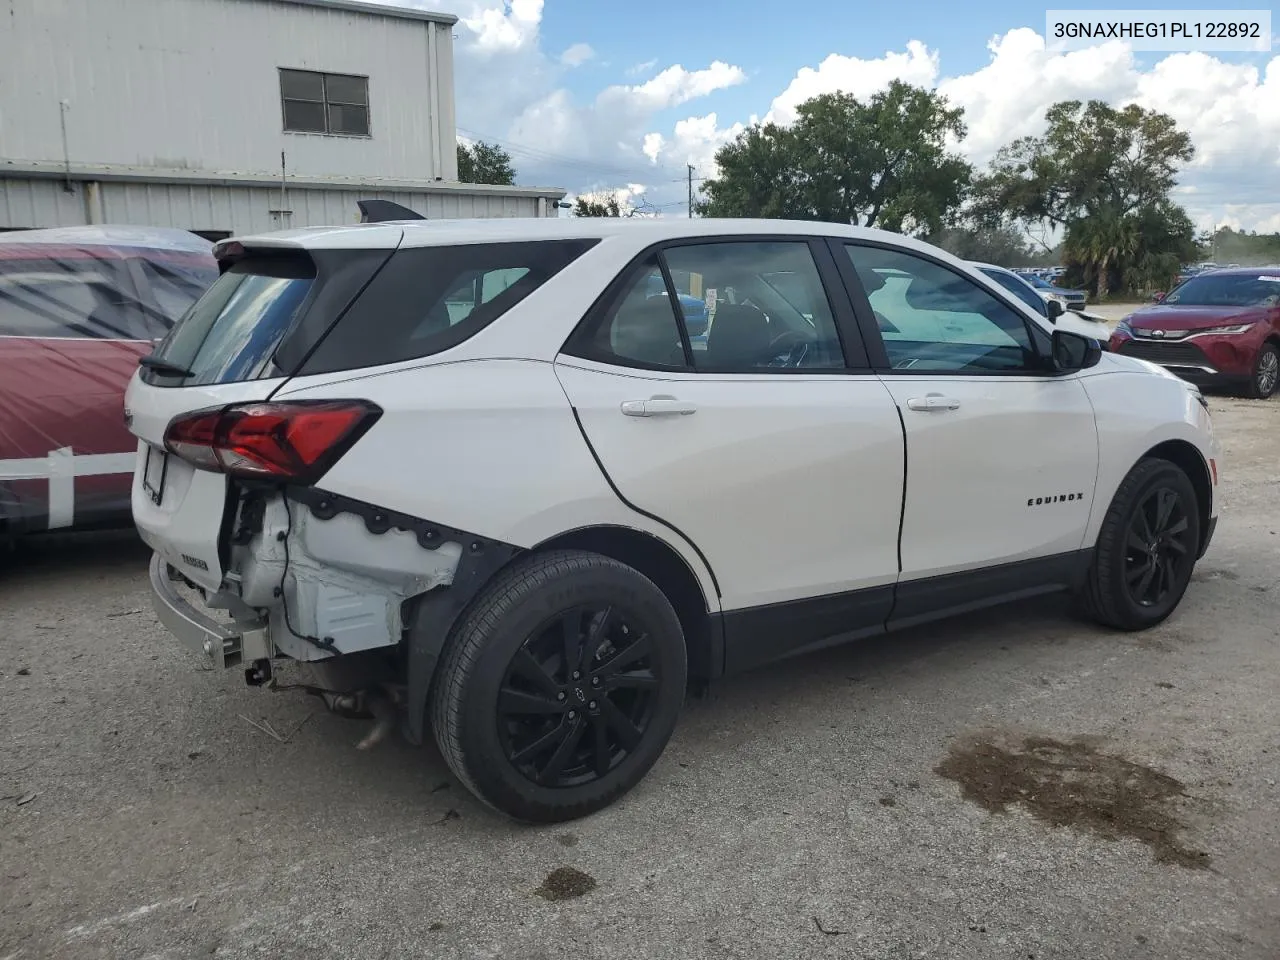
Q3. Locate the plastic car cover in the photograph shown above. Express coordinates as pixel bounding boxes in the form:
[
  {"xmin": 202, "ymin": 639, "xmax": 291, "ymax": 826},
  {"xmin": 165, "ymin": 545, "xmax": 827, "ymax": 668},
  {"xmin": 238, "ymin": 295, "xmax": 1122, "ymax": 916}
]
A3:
[{"xmin": 0, "ymin": 225, "xmax": 218, "ymax": 534}]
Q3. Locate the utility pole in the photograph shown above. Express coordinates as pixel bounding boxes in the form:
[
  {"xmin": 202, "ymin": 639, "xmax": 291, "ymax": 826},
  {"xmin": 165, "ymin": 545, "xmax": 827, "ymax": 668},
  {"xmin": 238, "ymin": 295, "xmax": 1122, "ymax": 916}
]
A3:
[{"xmin": 687, "ymin": 164, "xmax": 695, "ymax": 218}]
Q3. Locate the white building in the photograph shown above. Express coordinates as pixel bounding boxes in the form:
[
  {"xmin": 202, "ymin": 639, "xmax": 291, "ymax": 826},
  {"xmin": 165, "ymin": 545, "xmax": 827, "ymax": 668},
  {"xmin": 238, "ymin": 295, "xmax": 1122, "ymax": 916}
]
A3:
[{"xmin": 0, "ymin": 0, "xmax": 565, "ymax": 238}]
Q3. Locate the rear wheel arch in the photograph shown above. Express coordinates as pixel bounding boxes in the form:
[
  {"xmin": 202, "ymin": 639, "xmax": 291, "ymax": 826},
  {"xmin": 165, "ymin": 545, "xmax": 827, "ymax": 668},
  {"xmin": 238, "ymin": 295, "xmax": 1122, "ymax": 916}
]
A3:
[
  {"xmin": 1139, "ymin": 440, "xmax": 1212, "ymax": 555},
  {"xmin": 532, "ymin": 525, "xmax": 720, "ymax": 681}
]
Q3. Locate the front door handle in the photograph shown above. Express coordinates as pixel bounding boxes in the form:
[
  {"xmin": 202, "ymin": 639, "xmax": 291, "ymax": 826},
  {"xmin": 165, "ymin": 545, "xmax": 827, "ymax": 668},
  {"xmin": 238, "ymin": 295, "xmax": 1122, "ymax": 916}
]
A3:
[
  {"xmin": 905, "ymin": 394, "xmax": 960, "ymax": 412},
  {"xmin": 620, "ymin": 395, "xmax": 697, "ymax": 417}
]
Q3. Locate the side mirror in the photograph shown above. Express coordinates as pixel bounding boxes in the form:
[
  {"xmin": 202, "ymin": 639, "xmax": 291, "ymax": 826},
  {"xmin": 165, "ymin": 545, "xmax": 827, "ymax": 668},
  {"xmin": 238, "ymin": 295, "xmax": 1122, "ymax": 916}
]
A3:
[
  {"xmin": 1045, "ymin": 298, "xmax": 1065, "ymax": 321},
  {"xmin": 1152, "ymin": 291, "xmax": 1166, "ymax": 302},
  {"xmin": 1051, "ymin": 328, "xmax": 1102, "ymax": 372}
]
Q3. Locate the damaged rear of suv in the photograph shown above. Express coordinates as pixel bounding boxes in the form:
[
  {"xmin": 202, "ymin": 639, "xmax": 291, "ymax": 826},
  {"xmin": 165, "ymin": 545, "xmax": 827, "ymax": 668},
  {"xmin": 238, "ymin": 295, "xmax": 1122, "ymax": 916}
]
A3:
[{"xmin": 126, "ymin": 218, "xmax": 641, "ymax": 820}]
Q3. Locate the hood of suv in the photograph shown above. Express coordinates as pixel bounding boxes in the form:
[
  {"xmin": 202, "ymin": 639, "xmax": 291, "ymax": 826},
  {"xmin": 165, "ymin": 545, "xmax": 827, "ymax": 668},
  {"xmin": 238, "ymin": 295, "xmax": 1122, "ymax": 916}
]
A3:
[{"xmin": 1125, "ymin": 304, "xmax": 1271, "ymax": 334}]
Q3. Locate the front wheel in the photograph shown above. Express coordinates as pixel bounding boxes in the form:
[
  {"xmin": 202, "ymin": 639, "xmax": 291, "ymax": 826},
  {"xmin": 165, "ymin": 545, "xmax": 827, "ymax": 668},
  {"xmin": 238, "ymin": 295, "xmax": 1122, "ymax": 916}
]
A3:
[
  {"xmin": 430, "ymin": 550, "xmax": 687, "ymax": 823},
  {"xmin": 1078, "ymin": 457, "xmax": 1201, "ymax": 631},
  {"xmin": 1245, "ymin": 343, "xmax": 1279, "ymax": 399}
]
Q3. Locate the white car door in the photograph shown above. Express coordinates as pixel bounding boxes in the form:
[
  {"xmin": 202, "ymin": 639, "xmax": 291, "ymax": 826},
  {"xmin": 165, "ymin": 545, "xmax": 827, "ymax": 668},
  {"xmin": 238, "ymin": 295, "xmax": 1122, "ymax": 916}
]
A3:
[
  {"xmin": 554, "ymin": 237, "xmax": 905, "ymax": 671},
  {"xmin": 833, "ymin": 241, "xmax": 1100, "ymax": 624}
]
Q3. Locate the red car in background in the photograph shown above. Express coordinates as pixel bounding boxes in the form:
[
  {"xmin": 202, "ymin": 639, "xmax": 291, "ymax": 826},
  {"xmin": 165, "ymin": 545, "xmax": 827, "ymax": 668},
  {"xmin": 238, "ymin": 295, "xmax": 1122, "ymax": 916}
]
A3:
[
  {"xmin": 1108, "ymin": 267, "xmax": 1280, "ymax": 399},
  {"xmin": 0, "ymin": 226, "xmax": 218, "ymax": 544}
]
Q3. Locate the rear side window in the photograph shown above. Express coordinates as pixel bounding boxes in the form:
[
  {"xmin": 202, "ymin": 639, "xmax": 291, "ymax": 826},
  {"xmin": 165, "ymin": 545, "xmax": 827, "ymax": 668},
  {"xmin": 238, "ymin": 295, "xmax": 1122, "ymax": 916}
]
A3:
[
  {"xmin": 0, "ymin": 257, "xmax": 148, "ymax": 340},
  {"xmin": 142, "ymin": 257, "xmax": 314, "ymax": 386},
  {"xmin": 296, "ymin": 240, "xmax": 597, "ymax": 375}
]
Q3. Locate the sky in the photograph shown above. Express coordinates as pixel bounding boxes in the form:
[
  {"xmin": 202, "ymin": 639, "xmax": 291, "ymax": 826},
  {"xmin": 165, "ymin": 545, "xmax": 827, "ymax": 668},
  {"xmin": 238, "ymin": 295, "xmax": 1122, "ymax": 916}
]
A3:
[{"xmin": 395, "ymin": 0, "xmax": 1280, "ymax": 233}]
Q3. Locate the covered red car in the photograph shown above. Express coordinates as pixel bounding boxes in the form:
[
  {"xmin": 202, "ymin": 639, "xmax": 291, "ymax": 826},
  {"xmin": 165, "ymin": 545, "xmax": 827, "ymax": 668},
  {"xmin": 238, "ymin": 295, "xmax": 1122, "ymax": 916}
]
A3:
[
  {"xmin": 0, "ymin": 226, "xmax": 218, "ymax": 543},
  {"xmin": 1108, "ymin": 267, "xmax": 1280, "ymax": 399}
]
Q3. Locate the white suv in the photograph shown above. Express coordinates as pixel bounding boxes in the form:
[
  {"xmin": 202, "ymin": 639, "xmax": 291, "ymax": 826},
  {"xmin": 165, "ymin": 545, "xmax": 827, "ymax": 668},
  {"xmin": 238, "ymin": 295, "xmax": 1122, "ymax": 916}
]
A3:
[{"xmin": 125, "ymin": 216, "xmax": 1219, "ymax": 823}]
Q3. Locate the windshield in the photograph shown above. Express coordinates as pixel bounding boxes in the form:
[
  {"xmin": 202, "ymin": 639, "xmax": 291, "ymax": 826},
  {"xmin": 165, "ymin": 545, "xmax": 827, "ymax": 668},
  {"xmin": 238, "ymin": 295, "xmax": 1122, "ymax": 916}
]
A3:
[
  {"xmin": 979, "ymin": 268, "xmax": 1046, "ymax": 315},
  {"xmin": 1165, "ymin": 273, "xmax": 1280, "ymax": 307}
]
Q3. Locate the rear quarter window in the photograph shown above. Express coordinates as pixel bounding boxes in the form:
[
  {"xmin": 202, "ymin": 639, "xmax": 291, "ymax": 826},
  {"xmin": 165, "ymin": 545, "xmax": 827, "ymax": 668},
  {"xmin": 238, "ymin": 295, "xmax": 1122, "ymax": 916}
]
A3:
[{"xmin": 295, "ymin": 239, "xmax": 598, "ymax": 375}]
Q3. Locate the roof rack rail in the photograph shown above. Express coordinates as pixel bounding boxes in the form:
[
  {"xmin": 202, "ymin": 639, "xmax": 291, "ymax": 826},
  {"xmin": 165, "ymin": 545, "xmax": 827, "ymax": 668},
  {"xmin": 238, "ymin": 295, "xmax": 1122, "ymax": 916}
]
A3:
[{"xmin": 357, "ymin": 199, "xmax": 426, "ymax": 223}]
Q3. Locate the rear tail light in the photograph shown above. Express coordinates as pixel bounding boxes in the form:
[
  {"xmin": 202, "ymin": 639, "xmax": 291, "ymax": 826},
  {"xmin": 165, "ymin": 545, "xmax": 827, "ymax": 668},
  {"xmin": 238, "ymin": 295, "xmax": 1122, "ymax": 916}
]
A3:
[{"xmin": 164, "ymin": 400, "xmax": 381, "ymax": 482}]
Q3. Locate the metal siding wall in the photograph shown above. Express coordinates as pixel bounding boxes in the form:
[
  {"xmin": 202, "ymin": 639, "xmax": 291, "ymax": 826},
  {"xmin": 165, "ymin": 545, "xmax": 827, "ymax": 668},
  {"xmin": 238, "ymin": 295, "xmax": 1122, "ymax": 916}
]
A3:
[
  {"xmin": 0, "ymin": 0, "xmax": 454, "ymax": 182},
  {"xmin": 0, "ymin": 179, "xmax": 87, "ymax": 229},
  {"xmin": 0, "ymin": 178, "xmax": 547, "ymax": 232}
]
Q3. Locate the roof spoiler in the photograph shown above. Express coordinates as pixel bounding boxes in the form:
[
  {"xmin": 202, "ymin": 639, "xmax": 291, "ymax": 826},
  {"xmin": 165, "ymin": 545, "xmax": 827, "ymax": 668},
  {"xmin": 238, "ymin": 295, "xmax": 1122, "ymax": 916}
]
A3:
[{"xmin": 358, "ymin": 199, "xmax": 426, "ymax": 223}]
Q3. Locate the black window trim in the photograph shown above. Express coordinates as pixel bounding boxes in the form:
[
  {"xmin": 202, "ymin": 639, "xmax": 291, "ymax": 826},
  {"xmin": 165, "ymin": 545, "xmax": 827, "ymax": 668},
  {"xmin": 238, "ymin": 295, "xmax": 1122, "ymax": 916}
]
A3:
[
  {"xmin": 560, "ymin": 234, "xmax": 873, "ymax": 375},
  {"xmin": 826, "ymin": 237, "xmax": 1063, "ymax": 378},
  {"xmin": 279, "ymin": 67, "xmax": 372, "ymax": 139}
]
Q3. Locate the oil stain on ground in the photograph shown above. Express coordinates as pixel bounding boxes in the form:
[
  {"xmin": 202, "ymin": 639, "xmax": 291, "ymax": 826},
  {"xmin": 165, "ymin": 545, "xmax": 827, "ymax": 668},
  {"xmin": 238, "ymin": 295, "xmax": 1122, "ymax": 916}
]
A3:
[
  {"xmin": 534, "ymin": 866, "xmax": 598, "ymax": 901},
  {"xmin": 936, "ymin": 734, "xmax": 1210, "ymax": 870}
]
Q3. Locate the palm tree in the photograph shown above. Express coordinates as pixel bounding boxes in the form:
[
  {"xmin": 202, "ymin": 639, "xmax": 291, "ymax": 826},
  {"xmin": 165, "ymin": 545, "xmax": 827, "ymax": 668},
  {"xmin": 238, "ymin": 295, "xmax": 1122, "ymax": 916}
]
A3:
[{"xmin": 1065, "ymin": 211, "xmax": 1140, "ymax": 299}]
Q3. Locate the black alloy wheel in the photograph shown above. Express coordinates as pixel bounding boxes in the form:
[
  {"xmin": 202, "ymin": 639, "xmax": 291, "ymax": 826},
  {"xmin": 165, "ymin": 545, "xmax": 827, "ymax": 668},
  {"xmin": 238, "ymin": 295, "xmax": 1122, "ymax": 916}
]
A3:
[
  {"xmin": 431, "ymin": 550, "xmax": 687, "ymax": 823},
  {"xmin": 1122, "ymin": 485, "xmax": 1193, "ymax": 608},
  {"xmin": 498, "ymin": 604, "xmax": 659, "ymax": 788},
  {"xmin": 1077, "ymin": 457, "xmax": 1202, "ymax": 631}
]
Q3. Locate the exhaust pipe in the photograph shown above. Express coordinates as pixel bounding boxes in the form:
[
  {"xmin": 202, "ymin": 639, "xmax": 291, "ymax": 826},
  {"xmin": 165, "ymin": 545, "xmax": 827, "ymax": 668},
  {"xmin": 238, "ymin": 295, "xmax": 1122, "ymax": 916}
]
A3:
[
  {"xmin": 356, "ymin": 694, "xmax": 398, "ymax": 751},
  {"xmin": 315, "ymin": 686, "xmax": 400, "ymax": 750}
]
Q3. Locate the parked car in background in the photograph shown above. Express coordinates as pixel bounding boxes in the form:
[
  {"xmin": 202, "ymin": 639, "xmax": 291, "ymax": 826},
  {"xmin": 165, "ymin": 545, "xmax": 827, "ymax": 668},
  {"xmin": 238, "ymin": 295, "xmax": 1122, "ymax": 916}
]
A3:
[
  {"xmin": 970, "ymin": 263, "xmax": 1108, "ymax": 334},
  {"xmin": 1017, "ymin": 271, "xmax": 1088, "ymax": 312},
  {"xmin": 0, "ymin": 226, "xmax": 217, "ymax": 544},
  {"xmin": 1109, "ymin": 266, "xmax": 1280, "ymax": 398},
  {"xmin": 645, "ymin": 274, "xmax": 709, "ymax": 337},
  {"xmin": 128, "ymin": 214, "xmax": 1217, "ymax": 823}
]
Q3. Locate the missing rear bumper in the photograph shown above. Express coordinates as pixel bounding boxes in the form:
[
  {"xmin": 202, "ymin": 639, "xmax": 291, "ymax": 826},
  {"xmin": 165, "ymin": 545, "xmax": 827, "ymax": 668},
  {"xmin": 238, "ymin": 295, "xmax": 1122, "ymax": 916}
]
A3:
[{"xmin": 148, "ymin": 553, "xmax": 270, "ymax": 669}]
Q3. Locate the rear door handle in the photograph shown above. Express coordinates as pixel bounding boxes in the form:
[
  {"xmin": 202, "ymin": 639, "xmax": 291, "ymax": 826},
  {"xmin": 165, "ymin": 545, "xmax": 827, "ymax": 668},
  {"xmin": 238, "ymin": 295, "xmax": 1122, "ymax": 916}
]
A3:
[
  {"xmin": 905, "ymin": 394, "xmax": 960, "ymax": 412},
  {"xmin": 620, "ymin": 396, "xmax": 697, "ymax": 417}
]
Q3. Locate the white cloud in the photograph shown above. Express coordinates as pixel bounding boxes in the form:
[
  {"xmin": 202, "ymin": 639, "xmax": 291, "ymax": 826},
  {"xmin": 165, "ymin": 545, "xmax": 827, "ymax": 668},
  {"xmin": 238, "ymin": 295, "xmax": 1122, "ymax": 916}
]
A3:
[
  {"xmin": 559, "ymin": 42, "xmax": 595, "ymax": 67},
  {"xmin": 935, "ymin": 29, "xmax": 1137, "ymax": 163},
  {"xmin": 430, "ymin": 0, "xmax": 746, "ymax": 210},
  {"xmin": 602, "ymin": 61, "xmax": 747, "ymax": 113},
  {"xmin": 764, "ymin": 40, "xmax": 940, "ymax": 126},
  {"xmin": 649, "ymin": 113, "xmax": 746, "ymax": 171},
  {"xmin": 459, "ymin": 0, "xmax": 543, "ymax": 52},
  {"xmin": 427, "ymin": 1, "xmax": 1280, "ymax": 229}
]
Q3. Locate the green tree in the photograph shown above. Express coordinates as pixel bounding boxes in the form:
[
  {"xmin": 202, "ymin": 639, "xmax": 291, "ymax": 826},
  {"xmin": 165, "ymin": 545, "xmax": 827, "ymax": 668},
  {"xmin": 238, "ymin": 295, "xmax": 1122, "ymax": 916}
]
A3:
[
  {"xmin": 926, "ymin": 223, "xmax": 1035, "ymax": 266},
  {"xmin": 972, "ymin": 100, "xmax": 1197, "ymax": 297},
  {"xmin": 697, "ymin": 81, "xmax": 972, "ymax": 235},
  {"xmin": 1205, "ymin": 226, "xmax": 1280, "ymax": 265},
  {"xmin": 573, "ymin": 194, "xmax": 623, "ymax": 217},
  {"xmin": 456, "ymin": 140, "xmax": 516, "ymax": 185}
]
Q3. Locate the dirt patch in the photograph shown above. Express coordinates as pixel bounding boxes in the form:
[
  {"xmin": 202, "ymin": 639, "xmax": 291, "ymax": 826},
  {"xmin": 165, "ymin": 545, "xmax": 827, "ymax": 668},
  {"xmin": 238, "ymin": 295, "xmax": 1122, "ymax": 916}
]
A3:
[
  {"xmin": 534, "ymin": 866, "xmax": 597, "ymax": 901},
  {"xmin": 936, "ymin": 734, "xmax": 1209, "ymax": 870}
]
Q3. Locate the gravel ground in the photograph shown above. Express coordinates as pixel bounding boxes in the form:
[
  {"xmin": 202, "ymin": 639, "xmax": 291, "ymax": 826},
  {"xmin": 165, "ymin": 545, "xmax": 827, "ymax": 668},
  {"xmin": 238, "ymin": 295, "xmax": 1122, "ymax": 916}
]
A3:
[{"xmin": 2, "ymin": 395, "xmax": 1278, "ymax": 960}]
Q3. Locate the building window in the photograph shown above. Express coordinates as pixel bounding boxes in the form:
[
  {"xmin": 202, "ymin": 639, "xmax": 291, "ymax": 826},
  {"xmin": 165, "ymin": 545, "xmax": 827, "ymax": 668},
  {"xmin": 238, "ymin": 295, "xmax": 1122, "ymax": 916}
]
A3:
[{"xmin": 279, "ymin": 69, "xmax": 370, "ymax": 137}]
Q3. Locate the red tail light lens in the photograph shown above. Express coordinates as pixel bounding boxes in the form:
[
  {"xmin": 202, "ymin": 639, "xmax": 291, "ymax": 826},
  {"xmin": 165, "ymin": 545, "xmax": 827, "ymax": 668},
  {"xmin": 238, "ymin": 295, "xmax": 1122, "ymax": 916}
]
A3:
[{"xmin": 164, "ymin": 400, "xmax": 381, "ymax": 482}]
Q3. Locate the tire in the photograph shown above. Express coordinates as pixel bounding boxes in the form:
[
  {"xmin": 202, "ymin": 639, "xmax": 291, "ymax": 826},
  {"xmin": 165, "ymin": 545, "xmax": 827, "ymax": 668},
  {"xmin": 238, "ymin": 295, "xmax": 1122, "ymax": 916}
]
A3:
[
  {"xmin": 430, "ymin": 549, "xmax": 687, "ymax": 823},
  {"xmin": 1078, "ymin": 457, "xmax": 1201, "ymax": 631},
  {"xmin": 1244, "ymin": 343, "xmax": 1279, "ymax": 399}
]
